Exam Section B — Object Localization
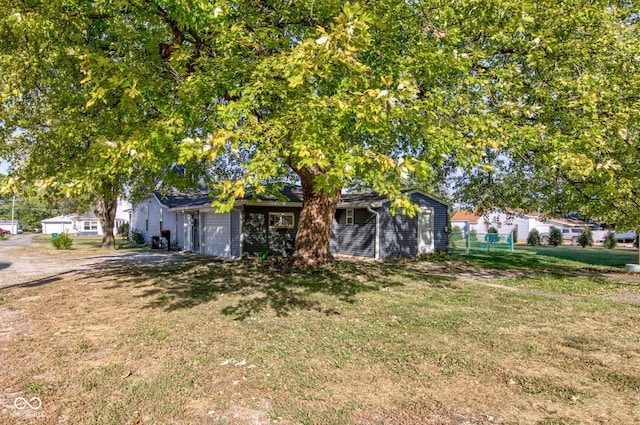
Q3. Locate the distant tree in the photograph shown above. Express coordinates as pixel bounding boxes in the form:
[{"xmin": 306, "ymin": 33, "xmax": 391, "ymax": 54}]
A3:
[
  {"xmin": 527, "ymin": 229, "xmax": 541, "ymax": 246},
  {"xmin": 549, "ymin": 227, "xmax": 563, "ymax": 246},
  {"xmin": 577, "ymin": 227, "xmax": 594, "ymax": 248},
  {"xmin": 603, "ymin": 231, "xmax": 618, "ymax": 249}
]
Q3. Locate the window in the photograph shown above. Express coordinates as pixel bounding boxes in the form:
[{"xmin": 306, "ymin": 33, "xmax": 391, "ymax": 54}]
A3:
[
  {"xmin": 268, "ymin": 212, "xmax": 294, "ymax": 229},
  {"xmin": 159, "ymin": 209, "xmax": 164, "ymax": 230},
  {"xmin": 346, "ymin": 209, "xmax": 354, "ymax": 225},
  {"xmin": 83, "ymin": 221, "xmax": 98, "ymax": 231},
  {"xmin": 145, "ymin": 205, "xmax": 149, "ymax": 231}
]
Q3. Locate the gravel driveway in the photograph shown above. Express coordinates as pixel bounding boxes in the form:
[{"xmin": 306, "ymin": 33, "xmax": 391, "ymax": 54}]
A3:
[{"xmin": 0, "ymin": 236, "xmax": 179, "ymax": 292}]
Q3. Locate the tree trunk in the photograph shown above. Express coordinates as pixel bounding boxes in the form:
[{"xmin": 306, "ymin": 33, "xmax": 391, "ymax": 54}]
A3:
[
  {"xmin": 290, "ymin": 167, "xmax": 341, "ymax": 268},
  {"xmin": 94, "ymin": 197, "xmax": 118, "ymax": 250}
]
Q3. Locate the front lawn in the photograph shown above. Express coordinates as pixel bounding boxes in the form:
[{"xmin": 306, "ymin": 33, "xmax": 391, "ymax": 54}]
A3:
[{"xmin": 0, "ymin": 247, "xmax": 638, "ymax": 424}]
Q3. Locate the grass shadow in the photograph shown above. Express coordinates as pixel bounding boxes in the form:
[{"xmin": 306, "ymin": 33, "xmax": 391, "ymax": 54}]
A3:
[{"xmin": 77, "ymin": 254, "xmax": 458, "ymax": 320}]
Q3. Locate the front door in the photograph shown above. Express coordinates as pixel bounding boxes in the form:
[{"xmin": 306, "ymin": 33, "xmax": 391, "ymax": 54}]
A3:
[{"xmin": 417, "ymin": 208, "xmax": 434, "ymax": 254}]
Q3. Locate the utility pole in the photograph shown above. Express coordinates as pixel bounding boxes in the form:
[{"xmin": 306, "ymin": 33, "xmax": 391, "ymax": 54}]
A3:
[{"xmin": 11, "ymin": 195, "xmax": 15, "ymax": 234}]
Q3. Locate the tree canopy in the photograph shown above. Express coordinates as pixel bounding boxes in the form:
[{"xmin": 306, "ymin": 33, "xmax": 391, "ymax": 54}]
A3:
[{"xmin": 1, "ymin": 0, "xmax": 637, "ymax": 265}]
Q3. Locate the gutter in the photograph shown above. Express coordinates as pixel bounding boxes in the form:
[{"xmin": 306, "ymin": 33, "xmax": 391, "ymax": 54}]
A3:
[{"xmin": 367, "ymin": 206, "xmax": 380, "ymax": 260}]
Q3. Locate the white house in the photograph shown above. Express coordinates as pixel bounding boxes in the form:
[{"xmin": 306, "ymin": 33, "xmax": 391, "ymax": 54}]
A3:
[
  {"xmin": 0, "ymin": 220, "xmax": 19, "ymax": 234},
  {"xmin": 451, "ymin": 209, "xmax": 585, "ymax": 242},
  {"xmin": 41, "ymin": 199, "xmax": 132, "ymax": 236}
]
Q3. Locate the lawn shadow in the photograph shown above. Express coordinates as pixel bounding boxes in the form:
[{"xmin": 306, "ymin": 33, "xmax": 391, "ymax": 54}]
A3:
[{"xmin": 77, "ymin": 253, "xmax": 457, "ymax": 320}]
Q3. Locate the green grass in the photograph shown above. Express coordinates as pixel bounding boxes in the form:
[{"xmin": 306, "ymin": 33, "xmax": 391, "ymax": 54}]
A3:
[
  {"xmin": 454, "ymin": 244, "xmax": 638, "ymax": 272},
  {"xmin": 2, "ymin": 245, "xmax": 639, "ymax": 424}
]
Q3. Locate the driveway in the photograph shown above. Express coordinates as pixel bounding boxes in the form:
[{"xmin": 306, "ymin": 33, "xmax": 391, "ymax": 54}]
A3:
[{"xmin": 0, "ymin": 236, "xmax": 179, "ymax": 292}]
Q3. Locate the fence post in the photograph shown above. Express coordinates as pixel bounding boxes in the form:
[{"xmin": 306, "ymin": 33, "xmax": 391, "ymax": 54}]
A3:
[{"xmin": 466, "ymin": 234, "xmax": 469, "ymax": 255}]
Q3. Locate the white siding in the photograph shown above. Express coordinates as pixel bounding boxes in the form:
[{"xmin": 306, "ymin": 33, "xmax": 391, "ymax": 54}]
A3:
[{"xmin": 201, "ymin": 212, "xmax": 231, "ymax": 257}]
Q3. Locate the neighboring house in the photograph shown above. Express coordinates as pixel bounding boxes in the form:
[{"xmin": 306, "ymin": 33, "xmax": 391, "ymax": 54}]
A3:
[
  {"xmin": 451, "ymin": 209, "xmax": 586, "ymax": 242},
  {"xmin": 41, "ymin": 199, "xmax": 132, "ymax": 236},
  {"xmin": 130, "ymin": 187, "xmax": 450, "ymax": 259},
  {"xmin": 0, "ymin": 220, "xmax": 19, "ymax": 234},
  {"xmin": 42, "ymin": 213, "xmax": 101, "ymax": 235},
  {"xmin": 332, "ymin": 190, "xmax": 450, "ymax": 259}
]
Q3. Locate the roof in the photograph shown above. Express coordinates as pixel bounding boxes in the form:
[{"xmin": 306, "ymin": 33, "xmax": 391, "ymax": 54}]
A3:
[
  {"xmin": 158, "ymin": 186, "xmax": 305, "ymax": 211},
  {"xmin": 155, "ymin": 186, "xmax": 447, "ymax": 210},
  {"xmin": 451, "ymin": 210, "xmax": 483, "ymax": 223},
  {"xmin": 41, "ymin": 212, "xmax": 97, "ymax": 223},
  {"xmin": 338, "ymin": 189, "xmax": 450, "ymax": 208}
]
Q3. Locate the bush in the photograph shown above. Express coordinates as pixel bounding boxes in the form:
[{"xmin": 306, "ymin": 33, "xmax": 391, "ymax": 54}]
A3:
[
  {"xmin": 527, "ymin": 229, "xmax": 541, "ymax": 246},
  {"xmin": 117, "ymin": 222, "xmax": 129, "ymax": 240},
  {"xmin": 549, "ymin": 226, "xmax": 563, "ymax": 246},
  {"xmin": 512, "ymin": 227, "xmax": 518, "ymax": 244},
  {"xmin": 603, "ymin": 231, "xmax": 617, "ymax": 249},
  {"xmin": 469, "ymin": 229, "xmax": 478, "ymax": 242},
  {"xmin": 577, "ymin": 227, "xmax": 593, "ymax": 248},
  {"xmin": 483, "ymin": 226, "xmax": 500, "ymax": 243},
  {"xmin": 52, "ymin": 232, "xmax": 73, "ymax": 250},
  {"xmin": 129, "ymin": 229, "xmax": 145, "ymax": 245}
]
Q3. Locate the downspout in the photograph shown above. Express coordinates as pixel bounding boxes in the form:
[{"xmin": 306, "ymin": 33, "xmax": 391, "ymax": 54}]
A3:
[{"xmin": 367, "ymin": 206, "xmax": 380, "ymax": 260}]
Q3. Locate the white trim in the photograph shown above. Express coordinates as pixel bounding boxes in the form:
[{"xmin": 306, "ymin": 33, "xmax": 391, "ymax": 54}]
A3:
[
  {"xmin": 346, "ymin": 209, "xmax": 354, "ymax": 225},
  {"xmin": 367, "ymin": 206, "xmax": 380, "ymax": 260}
]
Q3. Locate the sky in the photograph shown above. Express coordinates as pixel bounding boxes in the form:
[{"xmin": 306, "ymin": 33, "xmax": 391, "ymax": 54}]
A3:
[{"xmin": 0, "ymin": 161, "xmax": 9, "ymax": 174}]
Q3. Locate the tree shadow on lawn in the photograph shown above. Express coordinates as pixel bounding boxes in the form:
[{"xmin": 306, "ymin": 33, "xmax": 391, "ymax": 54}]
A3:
[{"xmin": 78, "ymin": 254, "xmax": 456, "ymax": 320}]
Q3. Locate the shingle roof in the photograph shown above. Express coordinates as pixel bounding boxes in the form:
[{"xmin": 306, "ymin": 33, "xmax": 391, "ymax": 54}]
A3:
[
  {"xmin": 155, "ymin": 186, "xmax": 447, "ymax": 209},
  {"xmin": 451, "ymin": 210, "xmax": 483, "ymax": 223}
]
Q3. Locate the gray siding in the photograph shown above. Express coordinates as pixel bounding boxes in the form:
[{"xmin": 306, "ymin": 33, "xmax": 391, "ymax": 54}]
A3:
[
  {"xmin": 131, "ymin": 196, "xmax": 180, "ymax": 246},
  {"xmin": 230, "ymin": 210, "xmax": 241, "ymax": 257},
  {"xmin": 331, "ymin": 209, "xmax": 375, "ymax": 257},
  {"xmin": 242, "ymin": 206, "xmax": 299, "ymax": 256},
  {"xmin": 379, "ymin": 192, "xmax": 448, "ymax": 258}
]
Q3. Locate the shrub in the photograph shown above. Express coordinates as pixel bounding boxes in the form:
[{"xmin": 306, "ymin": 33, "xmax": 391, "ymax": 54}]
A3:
[
  {"xmin": 527, "ymin": 229, "xmax": 541, "ymax": 246},
  {"xmin": 512, "ymin": 227, "xmax": 518, "ymax": 244},
  {"xmin": 469, "ymin": 229, "xmax": 478, "ymax": 242},
  {"xmin": 117, "ymin": 222, "xmax": 129, "ymax": 240},
  {"xmin": 603, "ymin": 231, "xmax": 617, "ymax": 249},
  {"xmin": 549, "ymin": 226, "xmax": 563, "ymax": 246},
  {"xmin": 129, "ymin": 229, "xmax": 145, "ymax": 245},
  {"xmin": 0, "ymin": 233, "xmax": 6, "ymax": 241},
  {"xmin": 577, "ymin": 227, "xmax": 593, "ymax": 248},
  {"xmin": 52, "ymin": 232, "xmax": 73, "ymax": 250},
  {"xmin": 484, "ymin": 226, "xmax": 500, "ymax": 243}
]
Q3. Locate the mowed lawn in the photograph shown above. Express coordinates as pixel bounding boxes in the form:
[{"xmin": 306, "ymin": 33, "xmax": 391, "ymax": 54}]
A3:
[{"xmin": 0, "ymin": 238, "xmax": 638, "ymax": 425}]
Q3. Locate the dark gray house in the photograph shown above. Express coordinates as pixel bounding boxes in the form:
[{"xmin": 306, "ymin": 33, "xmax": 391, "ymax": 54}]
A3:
[
  {"xmin": 332, "ymin": 189, "xmax": 450, "ymax": 259},
  {"xmin": 130, "ymin": 187, "xmax": 449, "ymax": 259}
]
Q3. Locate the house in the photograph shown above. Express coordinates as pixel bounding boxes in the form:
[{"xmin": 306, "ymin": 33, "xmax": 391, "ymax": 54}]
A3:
[
  {"xmin": 332, "ymin": 190, "xmax": 450, "ymax": 259},
  {"xmin": 42, "ymin": 213, "xmax": 101, "ymax": 235},
  {"xmin": 450, "ymin": 209, "xmax": 586, "ymax": 242},
  {"xmin": 130, "ymin": 187, "xmax": 450, "ymax": 260},
  {"xmin": 130, "ymin": 187, "xmax": 303, "ymax": 257},
  {"xmin": 0, "ymin": 220, "xmax": 19, "ymax": 234},
  {"xmin": 41, "ymin": 199, "xmax": 132, "ymax": 236}
]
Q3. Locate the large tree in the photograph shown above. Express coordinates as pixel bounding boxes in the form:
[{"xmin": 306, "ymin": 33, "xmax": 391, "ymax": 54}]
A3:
[
  {"xmin": 2, "ymin": 1, "xmax": 636, "ymax": 265},
  {"xmin": 451, "ymin": 3, "xmax": 640, "ymax": 261}
]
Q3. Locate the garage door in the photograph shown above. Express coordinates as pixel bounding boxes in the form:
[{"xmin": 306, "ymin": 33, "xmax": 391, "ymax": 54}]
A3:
[{"xmin": 201, "ymin": 212, "xmax": 231, "ymax": 257}]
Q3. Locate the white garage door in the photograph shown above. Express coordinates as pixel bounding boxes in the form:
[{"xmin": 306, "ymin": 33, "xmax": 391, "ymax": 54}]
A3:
[{"xmin": 201, "ymin": 212, "xmax": 231, "ymax": 258}]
